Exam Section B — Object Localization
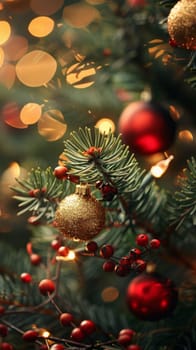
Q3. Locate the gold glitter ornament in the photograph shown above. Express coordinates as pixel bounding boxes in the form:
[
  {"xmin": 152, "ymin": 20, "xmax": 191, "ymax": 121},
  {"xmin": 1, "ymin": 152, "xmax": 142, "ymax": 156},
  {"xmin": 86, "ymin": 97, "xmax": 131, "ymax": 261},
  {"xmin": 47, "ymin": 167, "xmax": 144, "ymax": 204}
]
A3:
[
  {"xmin": 55, "ymin": 184, "xmax": 105, "ymax": 241},
  {"xmin": 167, "ymin": 0, "xmax": 196, "ymax": 50}
]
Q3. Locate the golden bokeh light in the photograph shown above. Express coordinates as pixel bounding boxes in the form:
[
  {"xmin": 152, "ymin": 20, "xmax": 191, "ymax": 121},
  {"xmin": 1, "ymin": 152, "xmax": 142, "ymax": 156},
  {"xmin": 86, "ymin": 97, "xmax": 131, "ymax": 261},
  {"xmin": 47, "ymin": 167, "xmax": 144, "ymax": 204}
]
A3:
[
  {"xmin": 178, "ymin": 130, "xmax": 194, "ymax": 143},
  {"xmin": 66, "ymin": 62, "xmax": 96, "ymax": 88},
  {"xmin": 2, "ymin": 102, "xmax": 27, "ymax": 128},
  {"xmin": 30, "ymin": 0, "xmax": 64, "ymax": 15},
  {"xmin": 95, "ymin": 118, "xmax": 115, "ymax": 134},
  {"xmin": 0, "ymin": 63, "xmax": 16, "ymax": 89},
  {"xmin": 16, "ymin": 50, "xmax": 57, "ymax": 87},
  {"xmin": 28, "ymin": 16, "xmax": 54, "ymax": 38},
  {"xmin": 3, "ymin": 35, "xmax": 28, "ymax": 61},
  {"xmin": 63, "ymin": 3, "xmax": 101, "ymax": 28},
  {"xmin": 20, "ymin": 103, "xmax": 42, "ymax": 125},
  {"xmin": 0, "ymin": 20, "xmax": 11, "ymax": 45},
  {"xmin": 0, "ymin": 47, "xmax": 5, "ymax": 67},
  {"xmin": 37, "ymin": 109, "xmax": 67, "ymax": 141},
  {"xmin": 101, "ymin": 286, "xmax": 119, "ymax": 302},
  {"xmin": 169, "ymin": 105, "xmax": 181, "ymax": 120}
]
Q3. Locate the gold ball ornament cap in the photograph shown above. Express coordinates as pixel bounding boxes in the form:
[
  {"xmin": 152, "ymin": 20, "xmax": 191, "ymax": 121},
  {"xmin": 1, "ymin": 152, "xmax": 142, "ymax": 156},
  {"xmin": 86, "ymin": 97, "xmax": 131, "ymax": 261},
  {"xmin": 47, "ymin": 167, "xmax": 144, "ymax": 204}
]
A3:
[
  {"xmin": 167, "ymin": 0, "xmax": 196, "ymax": 50},
  {"xmin": 55, "ymin": 184, "xmax": 105, "ymax": 241}
]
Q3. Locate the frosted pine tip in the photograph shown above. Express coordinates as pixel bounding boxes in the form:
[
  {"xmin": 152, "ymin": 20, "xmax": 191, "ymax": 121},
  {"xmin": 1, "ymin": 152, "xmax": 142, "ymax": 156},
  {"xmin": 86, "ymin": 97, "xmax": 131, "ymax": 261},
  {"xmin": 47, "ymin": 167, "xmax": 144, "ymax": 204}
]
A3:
[
  {"xmin": 150, "ymin": 155, "xmax": 174, "ymax": 178},
  {"xmin": 56, "ymin": 250, "xmax": 76, "ymax": 261}
]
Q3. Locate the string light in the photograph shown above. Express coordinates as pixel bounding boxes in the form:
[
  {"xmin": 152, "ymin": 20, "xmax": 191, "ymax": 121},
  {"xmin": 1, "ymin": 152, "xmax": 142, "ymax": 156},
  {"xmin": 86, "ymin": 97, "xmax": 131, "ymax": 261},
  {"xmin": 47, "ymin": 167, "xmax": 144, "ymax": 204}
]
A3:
[
  {"xmin": 150, "ymin": 155, "xmax": 174, "ymax": 178},
  {"xmin": 56, "ymin": 250, "xmax": 76, "ymax": 262}
]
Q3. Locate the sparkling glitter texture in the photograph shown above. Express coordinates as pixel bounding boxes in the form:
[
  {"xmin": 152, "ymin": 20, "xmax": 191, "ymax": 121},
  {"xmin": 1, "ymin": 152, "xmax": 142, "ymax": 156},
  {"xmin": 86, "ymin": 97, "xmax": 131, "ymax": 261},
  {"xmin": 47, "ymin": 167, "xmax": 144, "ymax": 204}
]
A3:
[
  {"xmin": 55, "ymin": 184, "xmax": 105, "ymax": 241},
  {"xmin": 167, "ymin": 0, "xmax": 196, "ymax": 50}
]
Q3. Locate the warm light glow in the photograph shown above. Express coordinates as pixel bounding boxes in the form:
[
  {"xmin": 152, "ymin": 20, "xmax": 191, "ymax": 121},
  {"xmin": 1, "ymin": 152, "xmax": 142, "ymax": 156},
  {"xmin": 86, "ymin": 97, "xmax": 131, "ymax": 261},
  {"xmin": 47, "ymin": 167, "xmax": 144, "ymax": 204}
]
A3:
[
  {"xmin": 63, "ymin": 3, "xmax": 101, "ymax": 28},
  {"xmin": 16, "ymin": 50, "xmax": 57, "ymax": 87},
  {"xmin": 95, "ymin": 118, "xmax": 115, "ymax": 134},
  {"xmin": 66, "ymin": 62, "xmax": 96, "ymax": 89},
  {"xmin": 101, "ymin": 287, "xmax": 119, "ymax": 302},
  {"xmin": 56, "ymin": 250, "xmax": 76, "ymax": 261},
  {"xmin": 0, "ymin": 47, "xmax": 4, "ymax": 67},
  {"xmin": 0, "ymin": 63, "xmax": 15, "ymax": 89},
  {"xmin": 2, "ymin": 102, "xmax": 27, "ymax": 128},
  {"xmin": 30, "ymin": 0, "xmax": 64, "ymax": 16},
  {"xmin": 178, "ymin": 130, "xmax": 194, "ymax": 143},
  {"xmin": 0, "ymin": 21, "xmax": 11, "ymax": 45},
  {"xmin": 28, "ymin": 16, "xmax": 54, "ymax": 37},
  {"xmin": 37, "ymin": 109, "xmax": 67, "ymax": 141},
  {"xmin": 3, "ymin": 35, "xmax": 28, "ymax": 61},
  {"xmin": 150, "ymin": 155, "xmax": 174, "ymax": 178},
  {"xmin": 40, "ymin": 330, "xmax": 51, "ymax": 338},
  {"xmin": 20, "ymin": 103, "xmax": 42, "ymax": 125}
]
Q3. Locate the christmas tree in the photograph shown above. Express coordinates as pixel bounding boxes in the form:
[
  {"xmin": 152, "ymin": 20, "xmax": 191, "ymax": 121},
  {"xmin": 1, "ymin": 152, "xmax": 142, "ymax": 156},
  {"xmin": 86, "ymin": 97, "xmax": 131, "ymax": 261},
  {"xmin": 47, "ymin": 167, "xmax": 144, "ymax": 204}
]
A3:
[{"xmin": 0, "ymin": 1, "xmax": 196, "ymax": 349}]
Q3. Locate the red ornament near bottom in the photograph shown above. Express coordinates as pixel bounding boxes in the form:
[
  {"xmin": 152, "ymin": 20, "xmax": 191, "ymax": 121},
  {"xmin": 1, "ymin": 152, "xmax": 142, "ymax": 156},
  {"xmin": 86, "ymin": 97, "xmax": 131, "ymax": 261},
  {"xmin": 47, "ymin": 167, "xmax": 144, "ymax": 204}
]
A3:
[{"xmin": 127, "ymin": 273, "xmax": 178, "ymax": 321}]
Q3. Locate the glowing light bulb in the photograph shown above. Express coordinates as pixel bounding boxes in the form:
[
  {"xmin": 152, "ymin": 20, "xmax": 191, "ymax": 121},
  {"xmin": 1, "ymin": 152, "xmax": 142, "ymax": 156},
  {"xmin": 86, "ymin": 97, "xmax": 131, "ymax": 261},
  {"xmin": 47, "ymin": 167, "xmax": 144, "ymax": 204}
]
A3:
[
  {"xmin": 56, "ymin": 250, "xmax": 76, "ymax": 261},
  {"xmin": 150, "ymin": 155, "xmax": 174, "ymax": 178}
]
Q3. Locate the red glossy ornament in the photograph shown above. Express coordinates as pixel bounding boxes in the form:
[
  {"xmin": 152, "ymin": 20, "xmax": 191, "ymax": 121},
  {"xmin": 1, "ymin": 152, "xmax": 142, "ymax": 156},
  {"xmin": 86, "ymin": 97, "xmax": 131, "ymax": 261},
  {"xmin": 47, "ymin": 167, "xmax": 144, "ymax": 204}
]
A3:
[
  {"xmin": 118, "ymin": 101, "xmax": 176, "ymax": 155},
  {"xmin": 127, "ymin": 273, "xmax": 178, "ymax": 321}
]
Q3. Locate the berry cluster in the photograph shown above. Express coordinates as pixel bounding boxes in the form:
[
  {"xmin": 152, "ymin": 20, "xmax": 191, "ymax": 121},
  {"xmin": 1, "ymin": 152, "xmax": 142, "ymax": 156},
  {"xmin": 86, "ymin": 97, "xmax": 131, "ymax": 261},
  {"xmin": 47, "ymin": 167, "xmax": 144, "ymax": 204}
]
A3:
[
  {"xmin": 85, "ymin": 233, "xmax": 160, "ymax": 277},
  {"xmin": 117, "ymin": 328, "xmax": 141, "ymax": 350}
]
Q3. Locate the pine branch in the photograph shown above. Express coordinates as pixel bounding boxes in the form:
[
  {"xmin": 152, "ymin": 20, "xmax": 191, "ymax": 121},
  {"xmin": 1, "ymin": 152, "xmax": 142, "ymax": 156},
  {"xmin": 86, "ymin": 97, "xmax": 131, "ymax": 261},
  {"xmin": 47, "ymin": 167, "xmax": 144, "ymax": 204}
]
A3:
[
  {"xmin": 168, "ymin": 157, "xmax": 196, "ymax": 235},
  {"xmin": 12, "ymin": 167, "xmax": 74, "ymax": 223}
]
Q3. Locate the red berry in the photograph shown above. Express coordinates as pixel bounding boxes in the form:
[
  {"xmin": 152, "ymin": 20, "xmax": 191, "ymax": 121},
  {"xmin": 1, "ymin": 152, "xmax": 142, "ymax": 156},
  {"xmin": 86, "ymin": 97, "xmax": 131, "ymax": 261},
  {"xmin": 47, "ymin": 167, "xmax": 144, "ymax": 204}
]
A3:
[
  {"xmin": 119, "ymin": 256, "xmax": 132, "ymax": 266},
  {"xmin": 59, "ymin": 313, "xmax": 74, "ymax": 326},
  {"xmin": 51, "ymin": 239, "xmax": 61, "ymax": 251},
  {"xmin": 0, "ymin": 324, "xmax": 8, "ymax": 337},
  {"xmin": 115, "ymin": 264, "xmax": 129, "ymax": 276},
  {"xmin": 30, "ymin": 253, "xmax": 41, "ymax": 266},
  {"xmin": 136, "ymin": 234, "xmax": 149, "ymax": 246},
  {"xmin": 102, "ymin": 260, "xmax": 116, "ymax": 272},
  {"xmin": 127, "ymin": 345, "xmax": 142, "ymax": 350},
  {"xmin": 79, "ymin": 320, "xmax": 96, "ymax": 335},
  {"xmin": 129, "ymin": 248, "xmax": 141, "ymax": 260},
  {"xmin": 133, "ymin": 259, "xmax": 147, "ymax": 272},
  {"xmin": 20, "ymin": 272, "xmax": 32, "ymax": 283},
  {"xmin": 0, "ymin": 343, "xmax": 14, "ymax": 350},
  {"xmin": 28, "ymin": 189, "xmax": 40, "ymax": 197},
  {"xmin": 95, "ymin": 180, "xmax": 103, "ymax": 189},
  {"xmin": 50, "ymin": 344, "xmax": 66, "ymax": 350},
  {"xmin": 117, "ymin": 334, "xmax": 132, "ymax": 346},
  {"xmin": 150, "ymin": 239, "xmax": 161, "ymax": 249},
  {"xmin": 119, "ymin": 328, "xmax": 135, "ymax": 338},
  {"xmin": 53, "ymin": 166, "xmax": 68, "ymax": 180},
  {"xmin": 22, "ymin": 330, "xmax": 38, "ymax": 342},
  {"xmin": 57, "ymin": 246, "xmax": 69, "ymax": 257},
  {"xmin": 101, "ymin": 184, "xmax": 117, "ymax": 201},
  {"xmin": 39, "ymin": 345, "xmax": 48, "ymax": 350},
  {"xmin": 71, "ymin": 327, "xmax": 85, "ymax": 341},
  {"xmin": 100, "ymin": 244, "xmax": 114, "ymax": 259},
  {"xmin": 86, "ymin": 241, "xmax": 98, "ymax": 253},
  {"xmin": 38, "ymin": 279, "xmax": 55, "ymax": 295},
  {"xmin": 0, "ymin": 306, "xmax": 5, "ymax": 314}
]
